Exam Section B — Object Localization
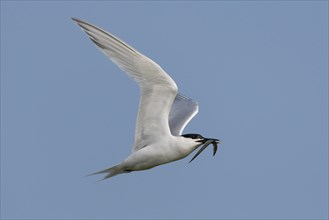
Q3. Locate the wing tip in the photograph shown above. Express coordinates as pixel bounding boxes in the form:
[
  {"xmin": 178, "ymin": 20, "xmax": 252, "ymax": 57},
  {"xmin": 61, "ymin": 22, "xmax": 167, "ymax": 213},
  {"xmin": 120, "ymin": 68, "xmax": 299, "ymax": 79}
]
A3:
[
  {"xmin": 177, "ymin": 93, "xmax": 199, "ymax": 106},
  {"xmin": 71, "ymin": 17, "xmax": 83, "ymax": 24}
]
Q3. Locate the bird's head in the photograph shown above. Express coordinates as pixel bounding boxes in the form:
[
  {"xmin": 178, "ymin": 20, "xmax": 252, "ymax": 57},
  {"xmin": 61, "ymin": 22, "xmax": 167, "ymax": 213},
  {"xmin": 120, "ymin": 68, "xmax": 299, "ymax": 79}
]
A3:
[{"xmin": 181, "ymin": 133, "xmax": 220, "ymax": 163}]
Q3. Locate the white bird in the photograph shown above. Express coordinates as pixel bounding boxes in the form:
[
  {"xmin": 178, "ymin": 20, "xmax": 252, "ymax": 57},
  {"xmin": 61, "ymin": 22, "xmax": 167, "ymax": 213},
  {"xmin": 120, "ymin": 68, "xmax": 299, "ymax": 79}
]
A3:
[{"xmin": 72, "ymin": 18, "xmax": 220, "ymax": 180}]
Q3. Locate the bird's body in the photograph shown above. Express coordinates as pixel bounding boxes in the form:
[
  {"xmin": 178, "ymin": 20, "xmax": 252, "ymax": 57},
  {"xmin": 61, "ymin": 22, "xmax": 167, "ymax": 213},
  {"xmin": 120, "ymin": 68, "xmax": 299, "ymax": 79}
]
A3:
[
  {"xmin": 94, "ymin": 131, "xmax": 201, "ymax": 178},
  {"xmin": 124, "ymin": 136, "xmax": 197, "ymax": 171},
  {"xmin": 72, "ymin": 18, "xmax": 220, "ymax": 180}
]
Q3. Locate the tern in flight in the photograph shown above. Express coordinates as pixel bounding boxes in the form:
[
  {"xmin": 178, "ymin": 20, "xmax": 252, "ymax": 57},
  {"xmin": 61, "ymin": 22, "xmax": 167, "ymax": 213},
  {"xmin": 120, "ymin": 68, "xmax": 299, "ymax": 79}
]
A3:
[{"xmin": 72, "ymin": 18, "xmax": 220, "ymax": 180}]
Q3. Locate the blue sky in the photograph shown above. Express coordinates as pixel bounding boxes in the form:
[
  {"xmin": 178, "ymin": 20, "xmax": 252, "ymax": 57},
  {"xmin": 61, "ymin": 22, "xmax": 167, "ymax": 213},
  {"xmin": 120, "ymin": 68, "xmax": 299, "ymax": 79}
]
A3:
[{"xmin": 1, "ymin": 1, "xmax": 328, "ymax": 219}]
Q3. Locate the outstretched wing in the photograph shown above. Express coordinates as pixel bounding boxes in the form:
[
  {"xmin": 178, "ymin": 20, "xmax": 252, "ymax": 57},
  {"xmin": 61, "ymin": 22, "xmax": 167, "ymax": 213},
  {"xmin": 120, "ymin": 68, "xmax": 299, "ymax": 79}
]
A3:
[
  {"xmin": 72, "ymin": 18, "xmax": 178, "ymax": 152},
  {"xmin": 169, "ymin": 94, "xmax": 199, "ymax": 136}
]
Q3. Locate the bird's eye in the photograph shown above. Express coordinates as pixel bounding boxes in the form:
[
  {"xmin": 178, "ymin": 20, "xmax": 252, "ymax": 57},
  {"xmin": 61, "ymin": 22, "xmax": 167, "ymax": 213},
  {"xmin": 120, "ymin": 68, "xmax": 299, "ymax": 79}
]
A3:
[{"xmin": 193, "ymin": 134, "xmax": 204, "ymax": 139}]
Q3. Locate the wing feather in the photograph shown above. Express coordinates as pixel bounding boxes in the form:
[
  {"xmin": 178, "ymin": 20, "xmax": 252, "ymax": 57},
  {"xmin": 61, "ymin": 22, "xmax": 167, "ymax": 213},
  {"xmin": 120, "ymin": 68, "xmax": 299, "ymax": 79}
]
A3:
[
  {"xmin": 169, "ymin": 94, "xmax": 199, "ymax": 136},
  {"xmin": 72, "ymin": 18, "xmax": 178, "ymax": 152}
]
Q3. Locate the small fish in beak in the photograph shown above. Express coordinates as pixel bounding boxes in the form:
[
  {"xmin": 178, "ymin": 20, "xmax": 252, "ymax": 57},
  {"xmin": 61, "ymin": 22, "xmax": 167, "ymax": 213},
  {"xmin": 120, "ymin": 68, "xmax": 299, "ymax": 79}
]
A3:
[{"xmin": 189, "ymin": 138, "xmax": 220, "ymax": 163}]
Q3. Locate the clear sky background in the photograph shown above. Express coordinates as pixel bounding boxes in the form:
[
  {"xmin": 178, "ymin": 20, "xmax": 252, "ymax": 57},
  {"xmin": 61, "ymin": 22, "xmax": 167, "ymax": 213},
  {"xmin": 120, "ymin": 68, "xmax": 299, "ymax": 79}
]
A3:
[{"xmin": 1, "ymin": 1, "xmax": 328, "ymax": 219}]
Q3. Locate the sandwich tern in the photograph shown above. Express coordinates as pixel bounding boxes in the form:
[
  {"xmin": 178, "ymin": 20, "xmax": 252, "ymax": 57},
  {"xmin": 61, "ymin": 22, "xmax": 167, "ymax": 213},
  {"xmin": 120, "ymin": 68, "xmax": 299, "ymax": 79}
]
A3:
[{"xmin": 72, "ymin": 18, "xmax": 220, "ymax": 180}]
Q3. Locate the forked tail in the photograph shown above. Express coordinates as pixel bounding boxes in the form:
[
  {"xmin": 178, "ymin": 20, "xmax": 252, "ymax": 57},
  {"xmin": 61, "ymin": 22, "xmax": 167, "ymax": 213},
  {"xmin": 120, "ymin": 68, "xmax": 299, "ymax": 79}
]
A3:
[{"xmin": 88, "ymin": 164, "xmax": 127, "ymax": 180}]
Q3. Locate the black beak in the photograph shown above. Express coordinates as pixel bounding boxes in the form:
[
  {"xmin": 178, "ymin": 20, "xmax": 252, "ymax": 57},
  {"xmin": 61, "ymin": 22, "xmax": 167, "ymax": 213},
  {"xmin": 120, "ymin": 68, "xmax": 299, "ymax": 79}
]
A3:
[{"xmin": 189, "ymin": 138, "xmax": 220, "ymax": 163}]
